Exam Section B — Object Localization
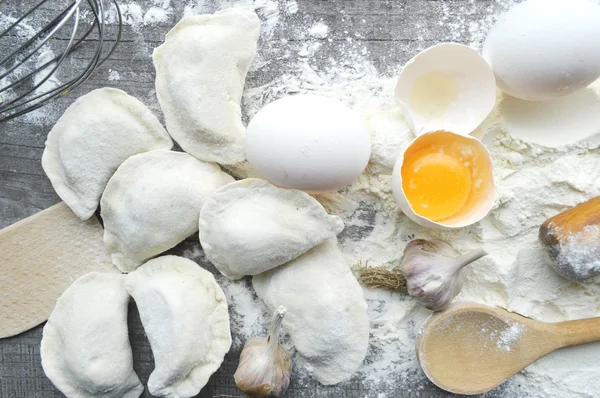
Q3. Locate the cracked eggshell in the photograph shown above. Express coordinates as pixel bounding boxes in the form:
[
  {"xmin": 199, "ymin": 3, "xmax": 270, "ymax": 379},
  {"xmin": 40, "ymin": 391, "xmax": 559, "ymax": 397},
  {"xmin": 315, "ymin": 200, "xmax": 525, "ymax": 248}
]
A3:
[
  {"xmin": 395, "ymin": 43, "xmax": 497, "ymax": 136},
  {"xmin": 391, "ymin": 131, "xmax": 495, "ymax": 230}
]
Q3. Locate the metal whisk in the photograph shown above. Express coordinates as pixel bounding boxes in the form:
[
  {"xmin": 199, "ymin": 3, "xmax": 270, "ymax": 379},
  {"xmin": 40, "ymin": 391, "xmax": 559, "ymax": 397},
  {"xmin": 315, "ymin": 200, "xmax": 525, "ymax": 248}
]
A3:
[{"xmin": 0, "ymin": 0, "xmax": 122, "ymax": 122}]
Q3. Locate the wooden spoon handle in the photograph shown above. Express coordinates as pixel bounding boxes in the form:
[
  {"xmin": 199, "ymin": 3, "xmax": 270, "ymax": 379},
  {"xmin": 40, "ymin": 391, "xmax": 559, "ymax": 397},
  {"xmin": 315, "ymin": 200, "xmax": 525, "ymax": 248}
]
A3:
[{"xmin": 553, "ymin": 317, "xmax": 600, "ymax": 347}]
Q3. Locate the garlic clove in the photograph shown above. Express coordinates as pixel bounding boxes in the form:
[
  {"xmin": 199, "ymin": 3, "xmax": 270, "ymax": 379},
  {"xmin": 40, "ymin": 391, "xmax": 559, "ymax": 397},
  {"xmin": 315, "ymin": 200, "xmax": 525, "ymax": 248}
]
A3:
[
  {"xmin": 401, "ymin": 239, "xmax": 486, "ymax": 312},
  {"xmin": 234, "ymin": 306, "xmax": 292, "ymax": 398}
]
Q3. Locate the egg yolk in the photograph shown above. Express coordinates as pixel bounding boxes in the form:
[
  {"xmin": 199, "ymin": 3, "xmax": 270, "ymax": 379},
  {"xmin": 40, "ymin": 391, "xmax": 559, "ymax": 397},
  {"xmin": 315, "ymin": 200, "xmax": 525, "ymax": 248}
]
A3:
[{"xmin": 402, "ymin": 148, "xmax": 472, "ymax": 221}]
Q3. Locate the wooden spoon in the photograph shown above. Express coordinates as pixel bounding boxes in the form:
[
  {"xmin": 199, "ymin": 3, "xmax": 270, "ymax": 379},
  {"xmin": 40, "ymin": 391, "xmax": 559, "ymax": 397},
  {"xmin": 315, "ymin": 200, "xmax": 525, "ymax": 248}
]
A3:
[{"xmin": 417, "ymin": 302, "xmax": 600, "ymax": 395}]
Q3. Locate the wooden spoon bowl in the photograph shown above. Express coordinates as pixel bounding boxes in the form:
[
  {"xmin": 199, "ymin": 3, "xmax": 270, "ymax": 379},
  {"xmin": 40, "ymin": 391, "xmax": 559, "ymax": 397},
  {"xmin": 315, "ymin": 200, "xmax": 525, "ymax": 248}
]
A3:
[{"xmin": 417, "ymin": 302, "xmax": 600, "ymax": 395}]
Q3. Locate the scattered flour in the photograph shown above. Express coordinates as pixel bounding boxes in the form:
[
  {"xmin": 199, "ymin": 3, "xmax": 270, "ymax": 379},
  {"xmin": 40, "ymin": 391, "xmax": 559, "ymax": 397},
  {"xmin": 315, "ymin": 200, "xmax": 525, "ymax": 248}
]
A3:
[
  {"xmin": 0, "ymin": 15, "xmax": 62, "ymax": 116},
  {"xmin": 105, "ymin": 1, "xmax": 173, "ymax": 28},
  {"xmin": 308, "ymin": 21, "xmax": 329, "ymax": 39},
  {"xmin": 229, "ymin": 1, "xmax": 600, "ymax": 396},
  {"xmin": 108, "ymin": 69, "xmax": 121, "ymax": 81},
  {"xmin": 553, "ymin": 225, "xmax": 600, "ymax": 280},
  {"xmin": 497, "ymin": 323, "xmax": 525, "ymax": 352},
  {"xmin": 7, "ymin": 0, "xmax": 600, "ymax": 397},
  {"xmin": 284, "ymin": 0, "xmax": 299, "ymax": 15}
]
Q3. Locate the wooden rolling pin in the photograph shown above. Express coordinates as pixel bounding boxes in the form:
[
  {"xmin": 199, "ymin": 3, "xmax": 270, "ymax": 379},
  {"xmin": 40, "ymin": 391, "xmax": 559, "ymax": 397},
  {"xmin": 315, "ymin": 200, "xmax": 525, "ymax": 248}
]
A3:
[
  {"xmin": 539, "ymin": 196, "xmax": 600, "ymax": 281},
  {"xmin": 417, "ymin": 303, "xmax": 600, "ymax": 395},
  {"xmin": 0, "ymin": 203, "xmax": 116, "ymax": 338}
]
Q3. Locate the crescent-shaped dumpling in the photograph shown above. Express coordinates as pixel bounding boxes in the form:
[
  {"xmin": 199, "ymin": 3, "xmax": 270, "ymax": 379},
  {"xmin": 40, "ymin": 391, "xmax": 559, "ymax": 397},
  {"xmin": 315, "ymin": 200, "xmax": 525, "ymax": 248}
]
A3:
[
  {"xmin": 42, "ymin": 88, "xmax": 173, "ymax": 220},
  {"xmin": 41, "ymin": 272, "xmax": 142, "ymax": 398},
  {"xmin": 101, "ymin": 150, "xmax": 234, "ymax": 272},
  {"xmin": 253, "ymin": 239, "xmax": 370, "ymax": 385},
  {"xmin": 125, "ymin": 256, "xmax": 231, "ymax": 398},
  {"xmin": 199, "ymin": 178, "xmax": 344, "ymax": 279},
  {"xmin": 153, "ymin": 9, "xmax": 260, "ymax": 164}
]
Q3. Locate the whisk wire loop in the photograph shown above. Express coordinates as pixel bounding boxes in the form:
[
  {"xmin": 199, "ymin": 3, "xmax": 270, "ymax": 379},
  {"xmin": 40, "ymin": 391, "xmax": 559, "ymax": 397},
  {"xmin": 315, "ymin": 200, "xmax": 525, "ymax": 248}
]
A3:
[{"xmin": 0, "ymin": 0, "xmax": 122, "ymax": 122}]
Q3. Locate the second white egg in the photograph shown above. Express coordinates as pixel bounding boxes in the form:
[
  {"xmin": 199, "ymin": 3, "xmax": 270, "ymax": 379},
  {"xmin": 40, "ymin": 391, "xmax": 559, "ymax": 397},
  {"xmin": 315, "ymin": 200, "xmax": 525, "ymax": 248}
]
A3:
[
  {"xmin": 483, "ymin": 0, "xmax": 600, "ymax": 101},
  {"xmin": 245, "ymin": 95, "xmax": 371, "ymax": 192}
]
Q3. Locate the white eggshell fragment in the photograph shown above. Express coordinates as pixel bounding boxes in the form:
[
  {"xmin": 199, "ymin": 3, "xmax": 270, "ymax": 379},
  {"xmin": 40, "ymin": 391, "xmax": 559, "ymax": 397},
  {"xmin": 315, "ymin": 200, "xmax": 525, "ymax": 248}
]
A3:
[
  {"xmin": 483, "ymin": 0, "xmax": 600, "ymax": 101},
  {"xmin": 391, "ymin": 131, "xmax": 495, "ymax": 230},
  {"xmin": 395, "ymin": 43, "xmax": 496, "ymax": 136},
  {"xmin": 245, "ymin": 95, "xmax": 371, "ymax": 192}
]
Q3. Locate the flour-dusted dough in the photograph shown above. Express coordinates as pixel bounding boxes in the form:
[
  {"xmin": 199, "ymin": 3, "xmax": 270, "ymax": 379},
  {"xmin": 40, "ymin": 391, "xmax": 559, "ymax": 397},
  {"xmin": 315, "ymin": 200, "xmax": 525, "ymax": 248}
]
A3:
[
  {"xmin": 125, "ymin": 256, "xmax": 231, "ymax": 398},
  {"xmin": 153, "ymin": 9, "xmax": 260, "ymax": 164},
  {"xmin": 42, "ymin": 88, "xmax": 173, "ymax": 220},
  {"xmin": 199, "ymin": 178, "xmax": 345, "ymax": 280},
  {"xmin": 101, "ymin": 150, "xmax": 234, "ymax": 272},
  {"xmin": 41, "ymin": 273, "xmax": 142, "ymax": 398},
  {"xmin": 252, "ymin": 239, "xmax": 370, "ymax": 385}
]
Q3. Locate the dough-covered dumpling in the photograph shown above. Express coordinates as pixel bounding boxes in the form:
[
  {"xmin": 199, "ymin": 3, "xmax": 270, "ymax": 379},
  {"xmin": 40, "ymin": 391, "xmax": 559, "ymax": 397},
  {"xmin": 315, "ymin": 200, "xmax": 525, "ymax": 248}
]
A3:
[
  {"xmin": 42, "ymin": 88, "xmax": 173, "ymax": 220},
  {"xmin": 41, "ymin": 273, "xmax": 142, "ymax": 398},
  {"xmin": 253, "ymin": 239, "xmax": 370, "ymax": 385},
  {"xmin": 101, "ymin": 150, "xmax": 234, "ymax": 272},
  {"xmin": 125, "ymin": 256, "xmax": 231, "ymax": 398},
  {"xmin": 199, "ymin": 178, "xmax": 344, "ymax": 279},
  {"xmin": 153, "ymin": 9, "xmax": 260, "ymax": 164}
]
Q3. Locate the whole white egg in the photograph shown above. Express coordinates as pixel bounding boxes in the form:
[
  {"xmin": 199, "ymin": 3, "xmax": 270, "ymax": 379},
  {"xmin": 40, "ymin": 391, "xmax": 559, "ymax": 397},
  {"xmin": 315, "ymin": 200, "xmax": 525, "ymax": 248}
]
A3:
[
  {"xmin": 483, "ymin": 0, "xmax": 600, "ymax": 101},
  {"xmin": 245, "ymin": 95, "xmax": 371, "ymax": 192}
]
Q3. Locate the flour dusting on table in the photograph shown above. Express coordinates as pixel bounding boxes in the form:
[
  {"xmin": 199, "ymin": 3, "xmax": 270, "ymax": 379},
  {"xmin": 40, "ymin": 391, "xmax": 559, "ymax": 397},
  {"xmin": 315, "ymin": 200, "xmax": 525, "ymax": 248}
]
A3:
[
  {"xmin": 7, "ymin": 0, "xmax": 600, "ymax": 396},
  {"xmin": 132, "ymin": 0, "xmax": 600, "ymax": 396},
  {"xmin": 218, "ymin": 1, "xmax": 600, "ymax": 396}
]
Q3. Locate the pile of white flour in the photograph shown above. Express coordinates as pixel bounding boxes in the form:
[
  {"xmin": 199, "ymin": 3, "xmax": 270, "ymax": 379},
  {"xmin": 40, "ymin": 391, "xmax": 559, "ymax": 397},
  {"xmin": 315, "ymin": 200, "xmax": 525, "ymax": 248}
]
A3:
[{"xmin": 9, "ymin": 0, "xmax": 600, "ymax": 396}]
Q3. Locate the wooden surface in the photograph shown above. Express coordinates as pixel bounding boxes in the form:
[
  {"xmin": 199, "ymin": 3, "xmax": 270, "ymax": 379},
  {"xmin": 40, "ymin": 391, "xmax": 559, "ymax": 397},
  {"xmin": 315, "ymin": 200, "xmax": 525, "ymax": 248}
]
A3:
[
  {"xmin": 418, "ymin": 303, "xmax": 600, "ymax": 395},
  {"xmin": 539, "ymin": 196, "xmax": 600, "ymax": 280},
  {"xmin": 0, "ymin": 202, "xmax": 116, "ymax": 338},
  {"xmin": 540, "ymin": 196, "xmax": 600, "ymax": 245},
  {"xmin": 0, "ymin": 1, "xmax": 520, "ymax": 397},
  {"xmin": 540, "ymin": 197, "xmax": 600, "ymax": 239}
]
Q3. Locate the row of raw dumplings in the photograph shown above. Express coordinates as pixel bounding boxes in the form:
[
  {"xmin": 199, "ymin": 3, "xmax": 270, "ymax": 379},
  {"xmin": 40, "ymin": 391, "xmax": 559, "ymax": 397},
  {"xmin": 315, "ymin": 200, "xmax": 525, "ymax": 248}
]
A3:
[
  {"xmin": 43, "ymin": 168, "xmax": 370, "ymax": 396},
  {"xmin": 43, "ymin": 8, "xmax": 260, "ymax": 223},
  {"xmin": 40, "ymin": 8, "xmax": 371, "ymax": 397},
  {"xmin": 43, "ymin": 235, "xmax": 370, "ymax": 397},
  {"xmin": 41, "ymin": 256, "xmax": 231, "ymax": 398}
]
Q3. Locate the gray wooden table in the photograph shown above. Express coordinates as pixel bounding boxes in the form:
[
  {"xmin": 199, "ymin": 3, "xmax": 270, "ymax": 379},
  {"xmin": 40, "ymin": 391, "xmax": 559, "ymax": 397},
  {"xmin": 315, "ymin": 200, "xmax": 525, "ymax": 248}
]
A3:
[{"xmin": 0, "ymin": 1, "xmax": 520, "ymax": 397}]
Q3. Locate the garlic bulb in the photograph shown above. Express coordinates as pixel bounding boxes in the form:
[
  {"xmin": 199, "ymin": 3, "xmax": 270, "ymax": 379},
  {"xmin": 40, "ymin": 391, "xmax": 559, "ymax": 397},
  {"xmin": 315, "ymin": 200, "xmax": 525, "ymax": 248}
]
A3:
[
  {"xmin": 234, "ymin": 306, "xmax": 292, "ymax": 397},
  {"xmin": 401, "ymin": 239, "xmax": 487, "ymax": 312}
]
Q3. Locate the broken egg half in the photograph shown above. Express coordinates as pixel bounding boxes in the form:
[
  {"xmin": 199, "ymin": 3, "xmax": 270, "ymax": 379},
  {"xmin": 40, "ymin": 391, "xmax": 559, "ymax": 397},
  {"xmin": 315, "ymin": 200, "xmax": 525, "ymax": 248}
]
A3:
[
  {"xmin": 395, "ymin": 43, "xmax": 497, "ymax": 136},
  {"xmin": 391, "ymin": 131, "xmax": 495, "ymax": 229},
  {"xmin": 392, "ymin": 43, "xmax": 496, "ymax": 229}
]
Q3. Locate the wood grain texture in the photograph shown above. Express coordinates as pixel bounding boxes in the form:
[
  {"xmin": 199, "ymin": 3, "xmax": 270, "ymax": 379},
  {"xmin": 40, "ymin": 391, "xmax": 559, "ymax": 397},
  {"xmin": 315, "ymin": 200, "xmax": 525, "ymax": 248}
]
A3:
[
  {"xmin": 418, "ymin": 303, "xmax": 600, "ymax": 395},
  {"xmin": 0, "ymin": 202, "xmax": 117, "ymax": 338},
  {"xmin": 0, "ymin": 0, "xmax": 517, "ymax": 397},
  {"xmin": 539, "ymin": 196, "xmax": 600, "ymax": 245},
  {"xmin": 539, "ymin": 196, "xmax": 600, "ymax": 280}
]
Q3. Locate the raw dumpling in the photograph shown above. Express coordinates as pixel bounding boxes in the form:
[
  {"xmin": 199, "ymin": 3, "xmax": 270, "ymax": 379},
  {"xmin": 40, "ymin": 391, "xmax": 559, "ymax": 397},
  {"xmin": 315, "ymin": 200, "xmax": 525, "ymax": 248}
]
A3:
[
  {"xmin": 253, "ymin": 239, "xmax": 370, "ymax": 385},
  {"xmin": 153, "ymin": 9, "xmax": 260, "ymax": 164},
  {"xmin": 41, "ymin": 273, "xmax": 142, "ymax": 398},
  {"xmin": 124, "ymin": 256, "xmax": 231, "ymax": 398},
  {"xmin": 101, "ymin": 150, "xmax": 234, "ymax": 272},
  {"xmin": 199, "ymin": 178, "xmax": 345, "ymax": 279},
  {"xmin": 42, "ymin": 87, "xmax": 173, "ymax": 220}
]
